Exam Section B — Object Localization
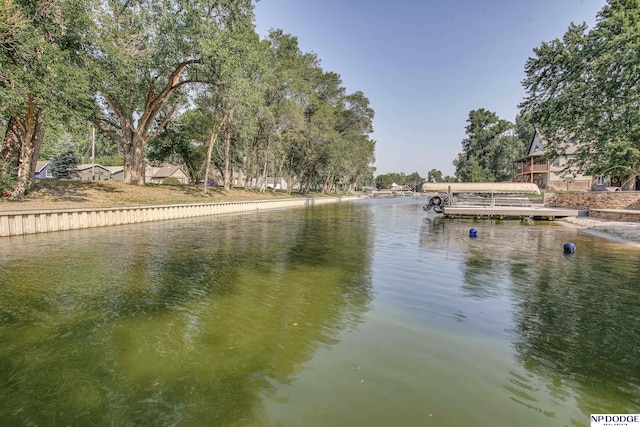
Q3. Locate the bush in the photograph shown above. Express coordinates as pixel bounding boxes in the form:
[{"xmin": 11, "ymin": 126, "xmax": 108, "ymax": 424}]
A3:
[{"xmin": 162, "ymin": 177, "xmax": 181, "ymax": 185}]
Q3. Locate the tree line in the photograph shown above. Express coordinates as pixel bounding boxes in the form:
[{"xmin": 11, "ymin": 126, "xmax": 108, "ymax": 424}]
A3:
[
  {"xmin": 3, "ymin": 1, "xmax": 637, "ymax": 194},
  {"xmin": 1, "ymin": 0, "xmax": 376, "ymax": 197}
]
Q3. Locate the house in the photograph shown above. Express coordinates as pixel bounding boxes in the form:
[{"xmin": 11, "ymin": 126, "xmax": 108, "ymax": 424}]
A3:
[
  {"xmin": 75, "ymin": 164, "xmax": 112, "ymax": 181},
  {"xmin": 35, "ymin": 161, "xmax": 51, "ymax": 179},
  {"xmin": 149, "ymin": 164, "xmax": 189, "ymax": 184},
  {"xmin": 104, "ymin": 166, "xmax": 124, "ymax": 181},
  {"xmin": 512, "ymin": 130, "xmax": 593, "ymax": 191}
]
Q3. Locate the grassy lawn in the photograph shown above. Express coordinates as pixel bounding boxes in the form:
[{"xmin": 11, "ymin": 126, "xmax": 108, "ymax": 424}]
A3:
[{"xmin": 0, "ymin": 180, "xmax": 300, "ymax": 211}]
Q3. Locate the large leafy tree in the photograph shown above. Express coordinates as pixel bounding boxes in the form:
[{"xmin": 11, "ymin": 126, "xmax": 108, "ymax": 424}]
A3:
[
  {"xmin": 453, "ymin": 108, "xmax": 522, "ymax": 182},
  {"xmin": 329, "ymin": 91, "xmax": 375, "ymax": 193},
  {"xmin": 521, "ymin": 0, "xmax": 640, "ymax": 180},
  {"xmin": 0, "ymin": 0, "xmax": 90, "ymax": 197},
  {"xmin": 427, "ymin": 169, "xmax": 444, "ymax": 182},
  {"xmin": 199, "ymin": 27, "xmax": 265, "ymax": 192},
  {"xmin": 261, "ymin": 31, "xmax": 316, "ymax": 194},
  {"xmin": 86, "ymin": 0, "xmax": 254, "ymax": 185},
  {"xmin": 146, "ymin": 109, "xmax": 209, "ymax": 182}
]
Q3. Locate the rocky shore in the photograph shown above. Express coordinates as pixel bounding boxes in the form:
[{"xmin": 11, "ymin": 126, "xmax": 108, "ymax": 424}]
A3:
[{"xmin": 560, "ymin": 216, "xmax": 640, "ymax": 246}]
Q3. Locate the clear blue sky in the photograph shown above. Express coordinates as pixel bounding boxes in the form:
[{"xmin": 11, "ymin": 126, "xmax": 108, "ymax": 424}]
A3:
[{"xmin": 253, "ymin": 0, "xmax": 605, "ymax": 178}]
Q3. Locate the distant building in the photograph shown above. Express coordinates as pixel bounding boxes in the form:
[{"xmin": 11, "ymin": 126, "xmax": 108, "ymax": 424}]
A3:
[
  {"xmin": 149, "ymin": 164, "xmax": 190, "ymax": 184},
  {"xmin": 75, "ymin": 164, "xmax": 111, "ymax": 181},
  {"xmin": 35, "ymin": 161, "xmax": 51, "ymax": 179},
  {"xmin": 104, "ymin": 166, "xmax": 124, "ymax": 181}
]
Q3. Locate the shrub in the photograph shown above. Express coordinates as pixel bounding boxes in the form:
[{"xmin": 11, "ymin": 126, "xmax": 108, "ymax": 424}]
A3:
[{"xmin": 162, "ymin": 177, "xmax": 181, "ymax": 185}]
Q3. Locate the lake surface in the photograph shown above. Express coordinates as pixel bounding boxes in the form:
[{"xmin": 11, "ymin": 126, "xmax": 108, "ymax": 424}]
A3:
[{"xmin": 0, "ymin": 197, "xmax": 638, "ymax": 426}]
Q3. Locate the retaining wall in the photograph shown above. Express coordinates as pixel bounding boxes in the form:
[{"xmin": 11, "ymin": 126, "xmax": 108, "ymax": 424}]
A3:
[
  {"xmin": 0, "ymin": 196, "xmax": 359, "ymax": 237},
  {"xmin": 549, "ymin": 192, "xmax": 640, "ymax": 210},
  {"xmin": 543, "ymin": 191, "xmax": 640, "ymax": 222}
]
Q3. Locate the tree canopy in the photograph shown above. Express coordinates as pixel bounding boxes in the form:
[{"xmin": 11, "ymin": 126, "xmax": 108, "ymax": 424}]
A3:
[
  {"xmin": 1, "ymin": 0, "xmax": 376, "ymax": 196},
  {"xmin": 374, "ymin": 172, "xmax": 422, "ymax": 190},
  {"xmin": 0, "ymin": 0, "xmax": 91, "ymax": 196},
  {"xmin": 453, "ymin": 109, "xmax": 524, "ymax": 182},
  {"xmin": 521, "ymin": 0, "xmax": 640, "ymax": 178}
]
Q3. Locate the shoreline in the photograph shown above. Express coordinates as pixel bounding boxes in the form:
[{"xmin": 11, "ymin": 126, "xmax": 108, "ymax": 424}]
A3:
[
  {"xmin": 559, "ymin": 216, "xmax": 640, "ymax": 247},
  {"xmin": 0, "ymin": 196, "xmax": 362, "ymax": 237}
]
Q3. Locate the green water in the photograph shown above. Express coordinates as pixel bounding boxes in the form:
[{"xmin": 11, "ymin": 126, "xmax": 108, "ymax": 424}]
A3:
[{"xmin": 0, "ymin": 198, "xmax": 638, "ymax": 426}]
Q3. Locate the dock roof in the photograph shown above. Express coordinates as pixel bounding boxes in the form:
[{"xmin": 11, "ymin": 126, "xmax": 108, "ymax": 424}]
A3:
[{"xmin": 420, "ymin": 182, "xmax": 540, "ymax": 195}]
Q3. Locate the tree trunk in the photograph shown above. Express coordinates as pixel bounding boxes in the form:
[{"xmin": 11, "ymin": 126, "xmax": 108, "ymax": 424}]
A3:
[
  {"xmin": 223, "ymin": 129, "xmax": 232, "ymax": 191},
  {"xmin": 260, "ymin": 137, "xmax": 269, "ymax": 193},
  {"xmin": 273, "ymin": 151, "xmax": 287, "ymax": 194},
  {"xmin": 204, "ymin": 108, "xmax": 233, "ymax": 193},
  {"xmin": 203, "ymin": 125, "xmax": 217, "ymax": 194},
  {"xmin": 14, "ymin": 119, "xmax": 44, "ymax": 198},
  {"xmin": 1, "ymin": 116, "xmax": 22, "ymax": 170},
  {"xmin": 4, "ymin": 98, "xmax": 46, "ymax": 198},
  {"xmin": 122, "ymin": 132, "xmax": 146, "ymax": 185}
]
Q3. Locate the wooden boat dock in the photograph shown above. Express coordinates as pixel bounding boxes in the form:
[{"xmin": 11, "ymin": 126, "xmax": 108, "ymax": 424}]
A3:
[
  {"xmin": 421, "ymin": 182, "xmax": 580, "ymax": 220},
  {"xmin": 442, "ymin": 205, "xmax": 581, "ymax": 220}
]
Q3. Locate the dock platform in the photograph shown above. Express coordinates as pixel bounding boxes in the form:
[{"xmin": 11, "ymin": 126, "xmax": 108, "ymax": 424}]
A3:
[{"xmin": 442, "ymin": 206, "xmax": 580, "ymax": 220}]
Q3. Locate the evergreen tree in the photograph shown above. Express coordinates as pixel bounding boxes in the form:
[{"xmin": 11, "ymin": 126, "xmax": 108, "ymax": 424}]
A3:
[{"xmin": 50, "ymin": 145, "xmax": 80, "ymax": 179}]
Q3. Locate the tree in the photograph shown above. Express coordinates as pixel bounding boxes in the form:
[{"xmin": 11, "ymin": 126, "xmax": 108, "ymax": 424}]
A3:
[
  {"xmin": 147, "ymin": 109, "xmax": 209, "ymax": 183},
  {"xmin": 0, "ymin": 0, "xmax": 91, "ymax": 197},
  {"xmin": 521, "ymin": 0, "xmax": 640, "ymax": 180},
  {"xmin": 514, "ymin": 112, "xmax": 535, "ymax": 152},
  {"xmin": 374, "ymin": 172, "xmax": 421, "ymax": 189},
  {"xmin": 49, "ymin": 144, "xmax": 80, "ymax": 178},
  {"xmin": 86, "ymin": 0, "xmax": 254, "ymax": 185},
  {"xmin": 427, "ymin": 169, "xmax": 444, "ymax": 182},
  {"xmin": 454, "ymin": 109, "xmax": 522, "ymax": 182},
  {"xmin": 404, "ymin": 172, "xmax": 422, "ymax": 190}
]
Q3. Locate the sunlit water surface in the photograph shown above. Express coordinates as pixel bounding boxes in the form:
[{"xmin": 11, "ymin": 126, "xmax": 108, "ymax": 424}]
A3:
[{"xmin": 0, "ymin": 197, "xmax": 638, "ymax": 426}]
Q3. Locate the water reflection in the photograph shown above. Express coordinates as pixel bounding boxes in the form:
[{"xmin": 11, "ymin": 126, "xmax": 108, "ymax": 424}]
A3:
[
  {"xmin": 0, "ymin": 204, "xmax": 373, "ymax": 426},
  {"xmin": 3, "ymin": 200, "xmax": 640, "ymax": 426},
  {"xmin": 421, "ymin": 217, "xmax": 640, "ymax": 422},
  {"xmin": 510, "ymin": 238, "xmax": 640, "ymax": 416}
]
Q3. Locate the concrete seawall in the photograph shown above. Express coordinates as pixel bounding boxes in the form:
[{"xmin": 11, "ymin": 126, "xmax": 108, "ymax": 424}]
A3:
[{"xmin": 0, "ymin": 196, "xmax": 360, "ymax": 238}]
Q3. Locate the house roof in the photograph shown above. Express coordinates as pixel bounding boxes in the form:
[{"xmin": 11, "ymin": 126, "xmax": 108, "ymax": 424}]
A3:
[
  {"xmin": 75, "ymin": 163, "xmax": 109, "ymax": 172},
  {"xmin": 515, "ymin": 129, "xmax": 579, "ymax": 162},
  {"xmin": 152, "ymin": 164, "xmax": 185, "ymax": 178},
  {"xmin": 104, "ymin": 166, "xmax": 124, "ymax": 173},
  {"xmin": 35, "ymin": 161, "xmax": 50, "ymax": 173}
]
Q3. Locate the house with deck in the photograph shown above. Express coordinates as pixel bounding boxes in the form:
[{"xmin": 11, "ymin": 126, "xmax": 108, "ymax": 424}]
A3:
[{"xmin": 512, "ymin": 130, "xmax": 593, "ymax": 191}]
